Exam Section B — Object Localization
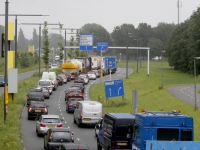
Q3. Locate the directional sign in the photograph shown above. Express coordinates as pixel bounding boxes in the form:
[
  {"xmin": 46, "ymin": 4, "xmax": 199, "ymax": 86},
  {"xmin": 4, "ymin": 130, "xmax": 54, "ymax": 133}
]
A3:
[
  {"xmin": 104, "ymin": 79, "xmax": 125, "ymax": 98},
  {"xmin": 97, "ymin": 42, "xmax": 108, "ymax": 51},
  {"xmin": 105, "ymin": 57, "xmax": 116, "ymax": 69},
  {"xmin": 79, "ymin": 34, "xmax": 93, "ymax": 51}
]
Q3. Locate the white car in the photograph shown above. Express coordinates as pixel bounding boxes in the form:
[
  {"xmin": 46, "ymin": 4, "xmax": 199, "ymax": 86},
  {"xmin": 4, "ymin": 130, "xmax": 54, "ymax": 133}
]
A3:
[
  {"xmin": 38, "ymin": 79, "xmax": 53, "ymax": 94},
  {"xmin": 87, "ymin": 71, "xmax": 97, "ymax": 80}
]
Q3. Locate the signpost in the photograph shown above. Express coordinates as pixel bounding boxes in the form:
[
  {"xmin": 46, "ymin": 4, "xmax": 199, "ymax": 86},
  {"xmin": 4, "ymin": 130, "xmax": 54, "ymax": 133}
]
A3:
[
  {"xmin": 104, "ymin": 79, "xmax": 125, "ymax": 99},
  {"xmin": 97, "ymin": 42, "xmax": 108, "ymax": 51},
  {"xmin": 79, "ymin": 34, "xmax": 93, "ymax": 51},
  {"xmin": 105, "ymin": 57, "xmax": 116, "ymax": 80}
]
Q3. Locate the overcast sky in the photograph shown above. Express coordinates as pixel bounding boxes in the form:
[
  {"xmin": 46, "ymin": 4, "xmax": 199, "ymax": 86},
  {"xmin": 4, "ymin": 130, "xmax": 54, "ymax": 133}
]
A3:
[{"xmin": 0, "ymin": 0, "xmax": 200, "ymax": 40}]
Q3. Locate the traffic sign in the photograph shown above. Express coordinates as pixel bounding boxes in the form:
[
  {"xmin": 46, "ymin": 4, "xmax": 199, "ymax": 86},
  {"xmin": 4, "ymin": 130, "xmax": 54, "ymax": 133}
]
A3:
[
  {"xmin": 97, "ymin": 42, "xmax": 108, "ymax": 51},
  {"xmin": 105, "ymin": 57, "xmax": 116, "ymax": 69},
  {"xmin": 79, "ymin": 34, "xmax": 93, "ymax": 51},
  {"xmin": 104, "ymin": 79, "xmax": 124, "ymax": 98}
]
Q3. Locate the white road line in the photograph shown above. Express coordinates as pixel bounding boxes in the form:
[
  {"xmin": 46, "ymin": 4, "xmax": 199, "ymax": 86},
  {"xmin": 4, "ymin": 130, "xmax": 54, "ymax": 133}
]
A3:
[
  {"xmin": 59, "ymin": 107, "xmax": 60, "ymax": 108},
  {"xmin": 60, "ymin": 110, "xmax": 61, "ymax": 111}
]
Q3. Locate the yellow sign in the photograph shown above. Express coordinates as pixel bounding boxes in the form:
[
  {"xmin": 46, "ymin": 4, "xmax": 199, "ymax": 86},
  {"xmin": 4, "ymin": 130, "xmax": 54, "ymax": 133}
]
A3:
[
  {"xmin": 5, "ymin": 86, "xmax": 8, "ymax": 104},
  {"xmin": 8, "ymin": 22, "xmax": 14, "ymax": 41}
]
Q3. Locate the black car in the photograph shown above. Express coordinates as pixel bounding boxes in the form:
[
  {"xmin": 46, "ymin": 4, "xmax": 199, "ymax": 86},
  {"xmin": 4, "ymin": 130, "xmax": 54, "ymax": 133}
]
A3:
[
  {"xmin": 71, "ymin": 83, "xmax": 84, "ymax": 93},
  {"xmin": 58, "ymin": 143, "xmax": 90, "ymax": 150},
  {"xmin": 57, "ymin": 76, "xmax": 64, "ymax": 85},
  {"xmin": 26, "ymin": 88, "xmax": 45, "ymax": 106},
  {"xmin": 66, "ymin": 98, "xmax": 83, "ymax": 113},
  {"xmin": 44, "ymin": 128, "xmax": 74, "ymax": 150},
  {"xmin": 65, "ymin": 87, "xmax": 83, "ymax": 102},
  {"xmin": 27, "ymin": 101, "xmax": 49, "ymax": 120}
]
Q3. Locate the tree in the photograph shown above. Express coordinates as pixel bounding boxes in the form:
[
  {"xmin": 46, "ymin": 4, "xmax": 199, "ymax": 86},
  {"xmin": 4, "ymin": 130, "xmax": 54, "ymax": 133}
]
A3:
[
  {"xmin": 19, "ymin": 51, "xmax": 30, "ymax": 68},
  {"xmin": 42, "ymin": 21, "xmax": 50, "ymax": 71},
  {"xmin": 58, "ymin": 23, "xmax": 64, "ymax": 64},
  {"xmin": 32, "ymin": 28, "xmax": 39, "ymax": 49},
  {"xmin": 18, "ymin": 28, "xmax": 26, "ymax": 50},
  {"xmin": 147, "ymin": 38, "xmax": 163, "ymax": 58}
]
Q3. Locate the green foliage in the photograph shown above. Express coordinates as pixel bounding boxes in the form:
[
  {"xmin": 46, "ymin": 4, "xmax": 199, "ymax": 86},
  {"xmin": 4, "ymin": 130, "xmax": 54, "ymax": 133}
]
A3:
[{"xmin": 42, "ymin": 21, "xmax": 50, "ymax": 71}]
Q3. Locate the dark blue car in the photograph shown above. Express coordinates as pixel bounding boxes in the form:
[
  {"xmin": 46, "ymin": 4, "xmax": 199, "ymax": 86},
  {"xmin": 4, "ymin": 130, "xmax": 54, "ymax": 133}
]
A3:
[
  {"xmin": 0, "ymin": 76, "xmax": 5, "ymax": 86},
  {"xmin": 66, "ymin": 98, "xmax": 83, "ymax": 113}
]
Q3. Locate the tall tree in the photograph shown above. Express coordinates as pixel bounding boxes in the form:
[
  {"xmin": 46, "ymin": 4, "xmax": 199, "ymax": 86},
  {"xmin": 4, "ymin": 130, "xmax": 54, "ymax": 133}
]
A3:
[
  {"xmin": 18, "ymin": 28, "xmax": 26, "ymax": 50},
  {"xmin": 32, "ymin": 28, "xmax": 39, "ymax": 49},
  {"xmin": 58, "ymin": 23, "xmax": 64, "ymax": 64},
  {"xmin": 42, "ymin": 21, "xmax": 50, "ymax": 71}
]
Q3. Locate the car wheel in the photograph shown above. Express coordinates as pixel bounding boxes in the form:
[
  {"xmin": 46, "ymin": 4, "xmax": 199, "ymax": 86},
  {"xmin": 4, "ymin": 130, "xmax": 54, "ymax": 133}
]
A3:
[
  {"xmin": 28, "ymin": 116, "xmax": 30, "ymax": 120},
  {"xmin": 95, "ymin": 129, "xmax": 97, "ymax": 137},
  {"xmin": 47, "ymin": 96, "xmax": 50, "ymax": 99},
  {"xmin": 97, "ymin": 139, "xmax": 102, "ymax": 150},
  {"xmin": 77, "ymin": 120, "xmax": 82, "ymax": 127},
  {"xmin": 73, "ymin": 117, "xmax": 76, "ymax": 124}
]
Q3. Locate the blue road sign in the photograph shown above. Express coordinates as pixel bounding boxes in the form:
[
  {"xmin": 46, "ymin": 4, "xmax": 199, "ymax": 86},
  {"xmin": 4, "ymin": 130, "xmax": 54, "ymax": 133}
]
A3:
[
  {"xmin": 105, "ymin": 57, "xmax": 116, "ymax": 69},
  {"xmin": 104, "ymin": 79, "xmax": 125, "ymax": 98},
  {"xmin": 79, "ymin": 34, "xmax": 93, "ymax": 51},
  {"xmin": 97, "ymin": 42, "xmax": 108, "ymax": 51}
]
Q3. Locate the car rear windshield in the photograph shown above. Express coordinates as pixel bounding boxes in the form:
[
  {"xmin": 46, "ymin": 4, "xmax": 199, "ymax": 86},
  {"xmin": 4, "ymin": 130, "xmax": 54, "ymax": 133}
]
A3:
[
  {"xmin": 116, "ymin": 125, "xmax": 128, "ymax": 137},
  {"xmin": 43, "ymin": 118, "xmax": 60, "ymax": 123},
  {"xmin": 30, "ymin": 103, "xmax": 45, "ymax": 107},
  {"xmin": 52, "ymin": 132, "xmax": 71, "ymax": 141},
  {"xmin": 29, "ymin": 92, "xmax": 43, "ymax": 96},
  {"xmin": 39, "ymin": 81, "xmax": 51, "ymax": 86}
]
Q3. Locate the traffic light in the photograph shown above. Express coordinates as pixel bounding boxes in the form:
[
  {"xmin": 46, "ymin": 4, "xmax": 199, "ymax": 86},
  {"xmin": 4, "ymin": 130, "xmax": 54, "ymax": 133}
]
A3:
[{"xmin": 1, "ymin": 33, "xmax": 4, "ymax": 58}]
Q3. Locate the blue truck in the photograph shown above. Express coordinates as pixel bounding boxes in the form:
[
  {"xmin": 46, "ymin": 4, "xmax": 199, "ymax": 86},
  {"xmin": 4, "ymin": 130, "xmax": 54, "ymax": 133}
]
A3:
[{"xmin": 132, "ymin": 109, "xmax": 200, "ymax": 150}]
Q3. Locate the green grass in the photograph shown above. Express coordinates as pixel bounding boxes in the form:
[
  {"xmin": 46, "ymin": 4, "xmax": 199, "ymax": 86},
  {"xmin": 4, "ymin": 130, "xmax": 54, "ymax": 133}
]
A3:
[{"xmin": 90, "ymin": 60, "xmax": 200, "ymax": 141}]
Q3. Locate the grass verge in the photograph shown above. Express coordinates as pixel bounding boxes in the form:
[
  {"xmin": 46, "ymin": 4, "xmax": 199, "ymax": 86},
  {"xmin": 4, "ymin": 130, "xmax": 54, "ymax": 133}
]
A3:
[{"xmin": 90, "ymin": 60, "xmax": 200, "ymax": 141}]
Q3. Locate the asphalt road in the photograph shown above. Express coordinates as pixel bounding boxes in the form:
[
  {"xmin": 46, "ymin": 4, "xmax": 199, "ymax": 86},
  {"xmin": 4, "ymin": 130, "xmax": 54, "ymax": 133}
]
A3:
[
  {"xmin": 21, "ymin": 68, "xmax": 133, "ymax": 150},
  {"xmin": 167, "ymin": 84, "xmax": 200, "ymax": 109}
]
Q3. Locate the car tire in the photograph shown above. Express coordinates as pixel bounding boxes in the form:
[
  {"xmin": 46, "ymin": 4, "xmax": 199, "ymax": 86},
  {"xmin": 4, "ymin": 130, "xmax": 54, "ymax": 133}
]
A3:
[
  {"xmin": 95, "ymin": 129, "xmax": 97, "ymax": 137},
  {"xmin": 73, "ymin": 117, "xmax": 76, "ymax": 124},
  {"xmin": 28, "ymin": 116, "xmax": 30, "ymax": 120},
  {"xmin": 77, "ymin": 120, "xmax": 82, "ymax": 127},
  {"xmin": 47, "ymin": 96, "xmax": 50, "ymax": 99},
  {"xmin": 97, "ymin": 139, "xmax": 102, "ymax": 150}
]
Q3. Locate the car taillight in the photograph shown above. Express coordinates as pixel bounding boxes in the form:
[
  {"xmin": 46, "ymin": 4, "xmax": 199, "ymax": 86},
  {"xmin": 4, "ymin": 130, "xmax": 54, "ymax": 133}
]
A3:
[
  {"xmin": 68, "ymin": 103, "xmax": 73, "ymax": 106},
  {"xmin": 111, "ymin": 140, "xmax": 115, "ymax": 149},
  {"xmin": 68, "ymin": 94, "xmax": 72, "ymax": 96},
  {"xmin": 80, "ymin": 111, "xmax": 83, "ymax": 118},
  {"xmin": 57, "ymin": 124, "xmax": 63, "ymax": 128},
  {"xmin": 79, "ymin": 94, "xmax": 83, "ymax": 97},
  {"xmin": 44, "ymin": 107, "xmax": 48, "ymax": 113},
  {"xmin": 28, "ymin": 107, "xmax": 32, "ymax": 112},
  {"xmin": 39, "ymin": 124, "xmax": 46, "ymax": 127}
]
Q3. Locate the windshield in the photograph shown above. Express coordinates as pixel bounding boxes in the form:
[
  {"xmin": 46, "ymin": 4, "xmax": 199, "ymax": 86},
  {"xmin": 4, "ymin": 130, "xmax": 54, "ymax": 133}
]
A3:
[
  {"xmin": 52, "ymin": 132, "xmax": 71, "ymax": 142},
  {"xmin": 43, "ymin": 118, "xmax": 60, "ymax": 123},
  {"xmin": 39, "ymin": 81, "xmax": 51, "ymax": 86}
]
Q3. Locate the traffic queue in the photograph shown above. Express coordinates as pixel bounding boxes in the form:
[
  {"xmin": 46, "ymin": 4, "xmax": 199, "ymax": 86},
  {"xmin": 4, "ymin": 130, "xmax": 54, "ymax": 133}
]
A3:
[{"xmin": 25, "ymin": 68, "xmax": 111, "ymax": 150}]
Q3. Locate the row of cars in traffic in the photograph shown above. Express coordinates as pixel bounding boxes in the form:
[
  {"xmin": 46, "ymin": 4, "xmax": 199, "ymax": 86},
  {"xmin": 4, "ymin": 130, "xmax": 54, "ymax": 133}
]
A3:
[{"xmin": 25, "ymin": 69, "xmax": 106, "ymax": 150}]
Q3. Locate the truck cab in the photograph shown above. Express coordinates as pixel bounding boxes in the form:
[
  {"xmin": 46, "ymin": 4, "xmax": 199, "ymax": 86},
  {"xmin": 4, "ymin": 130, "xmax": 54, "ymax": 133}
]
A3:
[{"xmin": 132, "ymin": 110, "xmax": 194, "ymax": 150}]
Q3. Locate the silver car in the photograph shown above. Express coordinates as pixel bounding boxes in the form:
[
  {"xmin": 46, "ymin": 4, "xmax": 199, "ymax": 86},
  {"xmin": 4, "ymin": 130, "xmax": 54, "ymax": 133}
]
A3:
[{"xmin": 36, "ymin": 114, "xmax": 63, "ymax": 136}]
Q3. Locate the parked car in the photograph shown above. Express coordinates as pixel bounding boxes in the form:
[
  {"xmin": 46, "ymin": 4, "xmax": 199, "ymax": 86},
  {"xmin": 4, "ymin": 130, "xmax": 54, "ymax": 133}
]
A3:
[
  {"xmin": 58, "ymin": 143, "xmax": 90, "ymax": 150},
  {"xmin": 27, "ymin": 101, "xmax": 49, "ymax": 120},
  {"xmin": 95, "ymin": 118, "xmax": 103, "ymax": 137},
  {"xmin": 66, "ymin": 98, "xmax": 83, "ymax": 113},
  {"xmin": 38, "ymin": 79, "xmax": 53, "ymax": 94},
  {"xmin": 65, "ymin": 87, "xmax": 83, "ymax": 102},
  {"xmin": 73, "ymin": 101, "xmax": 103, "ymax": 127},
  {"xmin": 58, "ymin": 74, "xmax": 67, "ymax": 84},
  {"xmin": 44, "ymin": 128, "xmax": 74, "ymax": 150},
  {"xmin": 26, "ymin": 88, "xmax": 45, "ymax": 106},
  {"xmin": 36, "ymin": 114, "xmax": 63, "ymax": 137},
  {"xmin": 87, "ymin": 71, "xmax": 97, "ymax": 80}
]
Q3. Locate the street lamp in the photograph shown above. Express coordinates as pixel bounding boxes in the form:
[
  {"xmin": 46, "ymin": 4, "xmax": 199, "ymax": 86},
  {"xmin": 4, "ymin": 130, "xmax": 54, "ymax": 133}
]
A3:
[
  {"xmin": 194, "ymin": 57, "xmax": 200, "ymax": 110},
  {"xmin": 161, "ymin": 50, "xmax": 165, "ymax": 88}
]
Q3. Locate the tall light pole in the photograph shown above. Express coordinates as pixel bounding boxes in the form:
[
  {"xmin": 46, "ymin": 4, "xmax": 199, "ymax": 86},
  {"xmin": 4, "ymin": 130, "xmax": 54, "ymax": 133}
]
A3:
[
  {"xmin": 126, "ymin": 31, "xmax": 131, "ymax": 78},
  {"xmin": 194, "ymin": 57, "xmax": 200, "ymax": 110},
  {"xmin": 0, "ymin": 14, "xmax": 49, "ymax": 68},
  {"xmin": 161, "ymin": 50, "xmax": 165, "ymax": 88},
  {"xmin": 20, "ymin": 23, "xmax": 61, "ymax": 76}
]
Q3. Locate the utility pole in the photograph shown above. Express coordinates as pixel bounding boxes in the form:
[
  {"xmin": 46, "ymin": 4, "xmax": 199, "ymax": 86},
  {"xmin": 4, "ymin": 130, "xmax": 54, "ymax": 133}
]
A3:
[{"xmin": 177, "ymin": 0, "xmax": 182, "ymax": 25}]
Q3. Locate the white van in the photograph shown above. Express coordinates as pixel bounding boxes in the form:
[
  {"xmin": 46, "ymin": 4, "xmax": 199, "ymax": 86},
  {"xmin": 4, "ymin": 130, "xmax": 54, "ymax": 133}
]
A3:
[
  {"xmin": 38, "ymin": 79, "xmax": 53, "ymax": 94},
  {"xmin": 42, "ymin": 72, "xmax": 58, "ymax": 91},
  {"xmin": 73, "ymin": 101, "xmax": 103, "ymax": 127}
]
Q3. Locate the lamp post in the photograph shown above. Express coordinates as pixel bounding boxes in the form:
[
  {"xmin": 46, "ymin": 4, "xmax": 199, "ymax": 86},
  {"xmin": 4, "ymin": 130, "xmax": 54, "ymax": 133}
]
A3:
[
  {"xmin": 161, "ymin": 50, "xmax": 165, "ymax": 88},
  {"xmin": 194, "ymin": 57, "xmax": 200, "ymax": 110},
  {"xmin": 20, "ymin": 23, "xmax": 61, "ymax": 77}
]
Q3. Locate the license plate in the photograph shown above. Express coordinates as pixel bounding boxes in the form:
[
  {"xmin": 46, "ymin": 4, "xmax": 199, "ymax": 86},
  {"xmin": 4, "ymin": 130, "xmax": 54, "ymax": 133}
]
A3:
[
  {"xmin": 48, "ymin": 125, "xmax": 55, "ymax": 128},
  {"xmin": 84, "ymin": 118, "xmax": 91, "ymax": 122},
  {"xmin": 117, "ymin": 143, "xmax": 127, "ymax": 146},
  {"xmin": 35, "ymin": 110, "xmax": 41, "ymax": 112}
]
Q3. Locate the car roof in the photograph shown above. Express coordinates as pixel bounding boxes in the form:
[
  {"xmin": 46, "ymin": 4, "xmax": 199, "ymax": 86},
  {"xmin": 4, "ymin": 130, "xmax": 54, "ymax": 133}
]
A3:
[
  {"xmin": 42, "ymin": 114, "xmax": 60, "ymax": 118},
  {"xmin": 108, "ymin": 113, "xmax": 135, "ymax": 119},
  {"xmin": 50, "ymin": 128, "xmax": 70, "ymax": 132},
  {"xmin": 61, "ymin": 143, "xmax": 89, "ymax": 149}
]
